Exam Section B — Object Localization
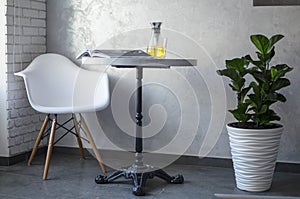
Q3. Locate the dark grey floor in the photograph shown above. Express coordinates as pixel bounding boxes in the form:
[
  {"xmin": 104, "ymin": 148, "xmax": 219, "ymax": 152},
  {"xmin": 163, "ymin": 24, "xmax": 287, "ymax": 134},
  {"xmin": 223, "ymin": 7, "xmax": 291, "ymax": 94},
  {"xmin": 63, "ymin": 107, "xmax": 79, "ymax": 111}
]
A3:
[{"xmin": 0, "ymin": 149, "xmax": 300, "ymax": 199}]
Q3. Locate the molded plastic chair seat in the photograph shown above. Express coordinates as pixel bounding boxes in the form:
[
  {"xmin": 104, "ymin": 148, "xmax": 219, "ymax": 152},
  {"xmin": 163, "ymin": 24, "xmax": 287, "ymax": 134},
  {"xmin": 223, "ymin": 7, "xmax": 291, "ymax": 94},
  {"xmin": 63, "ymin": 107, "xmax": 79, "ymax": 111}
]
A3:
[
  {"xmin": 15, "ymin": 53, "xmax": 109, "ymax": 180},
  {"xmin": 15, "ymin": 53, "xmax": 109, "ymax": 114}
]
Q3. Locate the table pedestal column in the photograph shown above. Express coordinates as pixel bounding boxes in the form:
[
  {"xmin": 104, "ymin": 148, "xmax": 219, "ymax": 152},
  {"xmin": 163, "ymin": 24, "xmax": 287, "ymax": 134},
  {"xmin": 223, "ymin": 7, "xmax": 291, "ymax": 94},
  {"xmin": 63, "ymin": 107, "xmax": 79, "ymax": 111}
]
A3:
[{"xmin": 135, "ymin": 67, "xmax": 143, "ymax": 153}]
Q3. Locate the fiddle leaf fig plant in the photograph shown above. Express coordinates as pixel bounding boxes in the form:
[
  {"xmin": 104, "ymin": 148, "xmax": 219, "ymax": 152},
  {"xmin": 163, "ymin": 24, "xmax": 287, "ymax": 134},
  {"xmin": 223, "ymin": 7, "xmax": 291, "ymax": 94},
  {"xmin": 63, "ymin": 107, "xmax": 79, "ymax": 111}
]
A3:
[{"xmin": 217, "ymin": 34, "xmax": 293, "ymax": 128}]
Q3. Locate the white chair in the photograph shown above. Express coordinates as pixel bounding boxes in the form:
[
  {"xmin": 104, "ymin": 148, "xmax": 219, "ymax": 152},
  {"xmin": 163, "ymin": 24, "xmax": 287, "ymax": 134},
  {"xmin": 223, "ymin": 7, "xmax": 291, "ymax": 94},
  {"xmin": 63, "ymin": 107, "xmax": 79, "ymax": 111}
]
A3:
[{"xmin": 15, "ymin": 53, "xmax": 109, "ymax": 180}]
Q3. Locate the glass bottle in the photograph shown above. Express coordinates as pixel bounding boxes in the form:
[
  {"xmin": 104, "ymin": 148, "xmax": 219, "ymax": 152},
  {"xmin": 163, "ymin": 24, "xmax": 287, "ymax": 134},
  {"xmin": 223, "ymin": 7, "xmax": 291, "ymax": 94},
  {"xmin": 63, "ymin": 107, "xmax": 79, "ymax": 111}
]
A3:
[{"xmin": 146, "ymin": 22, "xmax": 167, "ymax": 58}]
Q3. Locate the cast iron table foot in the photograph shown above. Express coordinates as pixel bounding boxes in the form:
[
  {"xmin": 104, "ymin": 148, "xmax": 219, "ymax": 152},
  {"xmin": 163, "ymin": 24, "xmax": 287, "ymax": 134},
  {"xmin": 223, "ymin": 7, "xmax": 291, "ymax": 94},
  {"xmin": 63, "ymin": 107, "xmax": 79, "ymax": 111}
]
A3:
[{"xmin": 95, "ymin": 168, "xmax": 184, "ymax": 196}]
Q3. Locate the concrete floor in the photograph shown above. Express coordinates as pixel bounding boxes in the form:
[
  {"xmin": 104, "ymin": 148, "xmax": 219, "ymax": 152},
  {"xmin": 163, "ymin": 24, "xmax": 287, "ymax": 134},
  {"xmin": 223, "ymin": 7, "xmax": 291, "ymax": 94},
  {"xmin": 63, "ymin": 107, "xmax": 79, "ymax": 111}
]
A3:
[{"xmin": 0, "ymin": 149, "xmax": 300, "ymax": 199}]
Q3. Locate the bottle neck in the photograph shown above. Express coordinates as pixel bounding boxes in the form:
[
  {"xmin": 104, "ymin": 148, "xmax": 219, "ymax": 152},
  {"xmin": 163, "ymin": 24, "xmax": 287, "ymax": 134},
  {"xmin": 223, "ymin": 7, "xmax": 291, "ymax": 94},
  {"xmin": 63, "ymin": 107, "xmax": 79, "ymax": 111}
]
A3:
[
  {"xmin": 152, "ymin": 32, "xmax": 160, "ymax": 45},
  {"xmin": 153, "ymin": 28, "xmax": 160, "ymax": 34}
]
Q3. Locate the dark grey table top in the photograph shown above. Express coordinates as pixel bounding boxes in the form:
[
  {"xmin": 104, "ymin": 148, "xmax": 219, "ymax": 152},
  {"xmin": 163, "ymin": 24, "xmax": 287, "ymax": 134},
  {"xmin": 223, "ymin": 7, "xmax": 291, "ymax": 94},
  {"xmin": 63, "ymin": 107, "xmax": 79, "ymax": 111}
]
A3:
[{"xmin": 82, "ymin": 57, "xmax": 197, "ymax": 68}]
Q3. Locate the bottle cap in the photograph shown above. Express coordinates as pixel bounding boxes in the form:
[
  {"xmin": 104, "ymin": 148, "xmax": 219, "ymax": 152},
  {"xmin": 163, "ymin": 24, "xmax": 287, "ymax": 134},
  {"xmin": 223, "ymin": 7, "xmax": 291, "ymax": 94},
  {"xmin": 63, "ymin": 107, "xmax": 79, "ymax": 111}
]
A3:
[{"xmin": 151, "ymin": 22, "xmax": 162, "ymax": 33}]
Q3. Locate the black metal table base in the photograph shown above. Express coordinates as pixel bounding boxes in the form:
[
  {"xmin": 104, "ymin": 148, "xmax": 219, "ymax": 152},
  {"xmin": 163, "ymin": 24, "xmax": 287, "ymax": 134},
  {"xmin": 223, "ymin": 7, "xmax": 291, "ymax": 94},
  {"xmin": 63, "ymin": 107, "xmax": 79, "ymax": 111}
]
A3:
[
  {"xmin": 94, "ymin": 67, "xmax": 184, "ymax": 196},
  {"xmin": 95, "ymin": 165, "xmax": 184, "ymax": 196}
]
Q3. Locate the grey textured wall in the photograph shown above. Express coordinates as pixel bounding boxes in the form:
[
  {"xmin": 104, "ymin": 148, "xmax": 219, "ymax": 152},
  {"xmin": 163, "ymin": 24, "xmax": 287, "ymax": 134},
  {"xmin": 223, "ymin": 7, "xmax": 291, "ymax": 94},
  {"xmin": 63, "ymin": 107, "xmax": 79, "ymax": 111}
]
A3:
[{"xmin": 47, "ymin": 0, "xmax": 300, "ymax": 163}]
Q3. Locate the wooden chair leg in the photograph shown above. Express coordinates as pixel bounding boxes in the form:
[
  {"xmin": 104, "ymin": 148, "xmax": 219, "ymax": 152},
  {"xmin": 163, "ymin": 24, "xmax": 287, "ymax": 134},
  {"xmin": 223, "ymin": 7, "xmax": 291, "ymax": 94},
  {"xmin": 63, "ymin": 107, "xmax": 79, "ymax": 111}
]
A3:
[
  {"xmin": 28, "ymin": 115, "xmax": 49, "ymax": 166},
  {"xmin": 80, "ymin": 113, "xmax": 107, "ymax": 173},
  {"xmin": 73, "ymin": 114, "xmax": 85, "ymax": 160},
  {"xmin": 43, "ymin": 117, "xmax": 56, "ymax": 180}
]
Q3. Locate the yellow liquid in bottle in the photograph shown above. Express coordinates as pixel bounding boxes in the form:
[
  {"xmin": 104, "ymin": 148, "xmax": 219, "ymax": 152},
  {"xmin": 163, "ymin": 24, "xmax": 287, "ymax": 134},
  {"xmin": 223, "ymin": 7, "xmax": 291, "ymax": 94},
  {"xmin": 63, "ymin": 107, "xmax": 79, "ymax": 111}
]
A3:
[{"xmin": 146, "ymin": 46, "xmax": 165, "ymax": 58}]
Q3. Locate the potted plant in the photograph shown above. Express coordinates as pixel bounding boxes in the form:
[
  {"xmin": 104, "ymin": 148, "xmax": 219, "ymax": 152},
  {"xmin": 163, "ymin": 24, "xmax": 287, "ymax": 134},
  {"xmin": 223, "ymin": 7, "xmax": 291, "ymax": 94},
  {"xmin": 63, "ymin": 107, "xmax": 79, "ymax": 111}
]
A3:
[{"xmin": 217, "ymin": 34, "xmax": 293, "ymax": 192}]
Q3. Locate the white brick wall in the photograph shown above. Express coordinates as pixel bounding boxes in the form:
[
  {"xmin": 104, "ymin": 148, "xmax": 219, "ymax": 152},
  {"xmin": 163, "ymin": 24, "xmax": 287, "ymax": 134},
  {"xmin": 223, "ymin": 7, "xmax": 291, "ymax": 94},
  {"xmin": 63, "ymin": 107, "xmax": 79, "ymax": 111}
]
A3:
[{"xmin": 5, "ymin": 0, "xmax": 47, "ymax": 156}]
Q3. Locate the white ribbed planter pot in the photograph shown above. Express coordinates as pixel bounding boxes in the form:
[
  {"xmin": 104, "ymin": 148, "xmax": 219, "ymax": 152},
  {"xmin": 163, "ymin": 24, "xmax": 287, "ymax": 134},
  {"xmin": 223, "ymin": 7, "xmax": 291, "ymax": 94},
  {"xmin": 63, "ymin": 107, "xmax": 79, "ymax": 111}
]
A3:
[{"xmin": 227, "ymin": 124, "xmax": 283, "ymax": 192}]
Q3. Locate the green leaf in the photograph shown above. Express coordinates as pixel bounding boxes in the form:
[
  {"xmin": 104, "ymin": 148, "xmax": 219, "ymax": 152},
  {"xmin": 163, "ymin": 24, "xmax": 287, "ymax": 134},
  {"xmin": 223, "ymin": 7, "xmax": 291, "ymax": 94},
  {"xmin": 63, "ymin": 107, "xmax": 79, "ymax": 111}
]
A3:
[
  {"xmin": 256, "ymin": 47, "xmax": 275, "ymax": 64},
  {"xmin": 261, "ymin": 82, "xmax": 270, "ymax": 96},
  {"xmin": 269, "ymin": 34, "xmax": 284, "ymax": 48},
  {"xmin": 229, "ymin": 102, "xmax": 252, "ymax": 122},
  {"xmin": 229, "ymin": 84, "xmax": 239, "ymax": 92},
  {"xmin": 268, "ymin": 92, "xmax": 287, "ymax": 102},
  {"xmin": 231, "ymin": 79, "xmax": 245, "ymax": 91},
  {"xmin": 276, "ymin": 93, "xmax": 287, "ymax": 102},
  {"xmin": 271, "ymin": 78, "xmax": 291, "ymax": 91},
  {"xmin": 271, "ymin": 64, "xmax": 293, "ymax": 81},
  {"xmin": 229, "ymin": 110, "xmax": 251, "ymax": 123},
  {"xmin": 217, "ymin": 68, "xmax": 239, "ymax": 81},
  {"xmin": 236, "ymin": 78, "xmax": 246, "ymax": 91},
  {"xmin": 251, "ymin": 71, "xmax": 266, "ymax": 83},
  {"xmin": 250, "ymin": 82, "xmax": 260, "ymax": 95},
  {"xmin": 229, "ymin": 110, "xmax": 251, "ymax": 122},
  {"xmin": 256, "ymin": 52, "xmax": 266, "ymax": 63},
  {"xmin": 274, "ymin": 64, "xmax": 293, "ymax": 72},
  {"xmin": 270, "ymin": 67, "xmax": 278, "ymax": 80},
  {"xmin": 257, "ymin": 109, "xmax": 281, "ymax": 125},
  {"xmin": 251, "ymin": 61, "xmax": 264, "ymax": 70},
  {"xmin": 240, "ymin": 86, "xmax": 251, "ymax": 102},
  {"xmin": 225, "ymin": 58, "xmax": 248, "ymax": 76},
  {"xmin": 238, "ymin": 102, "xmax": 251, "ymax": 112},
  {"xmin": 258, "ymin": 104, "xmax": 268, "ymax": 114},
  {"xmin": 244, "ymin": 54, "xmax": 253, "ymax": 62},
  {"xmin": 251, "ymin": 34, "xmax": 270, "ymax": 54},
  {"xmin": 251, "ymin": 109, "xmax": 280, "ymax": 126},
  {"xmin": 248, "ymin": 94, "xmax": 260, "ymax": 108},
  {"xmin": 268, "ymin": 47, "xmax": 276, "ymax": 61}
]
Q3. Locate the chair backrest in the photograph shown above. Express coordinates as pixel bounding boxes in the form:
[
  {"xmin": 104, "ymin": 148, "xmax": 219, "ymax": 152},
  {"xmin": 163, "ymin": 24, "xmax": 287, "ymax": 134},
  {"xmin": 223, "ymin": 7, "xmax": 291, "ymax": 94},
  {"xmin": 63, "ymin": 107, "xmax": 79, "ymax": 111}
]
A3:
[{"xmin": 15, "ymin": 53, "xmax": 110, "ymax": 114}]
